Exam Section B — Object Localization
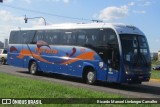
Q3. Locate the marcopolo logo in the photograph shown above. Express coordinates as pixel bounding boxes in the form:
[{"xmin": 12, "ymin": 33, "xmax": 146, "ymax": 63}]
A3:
[{"xmin": 2, "ymin": 99, "xmax": 11, "ymax": 104}]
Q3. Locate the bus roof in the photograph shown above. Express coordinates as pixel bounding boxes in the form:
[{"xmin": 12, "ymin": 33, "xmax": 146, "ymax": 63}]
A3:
[{"xmin": 12, "ymin": 23, "xmax": 144, "ymax": 35}]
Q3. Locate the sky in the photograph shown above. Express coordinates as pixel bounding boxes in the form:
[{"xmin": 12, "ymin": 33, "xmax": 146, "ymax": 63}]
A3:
[{"xmin": 0, "ymin": 0, "xmax": 159, "ymax": 52}]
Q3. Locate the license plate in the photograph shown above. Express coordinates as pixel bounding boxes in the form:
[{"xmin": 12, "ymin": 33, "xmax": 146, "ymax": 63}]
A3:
[{"xmin": 138, "ymin": 76, "xmax": 143, "ymax": 79}]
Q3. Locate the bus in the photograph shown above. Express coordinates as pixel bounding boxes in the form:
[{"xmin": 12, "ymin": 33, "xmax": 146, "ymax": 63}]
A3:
[{"xmin": 7, "ymin": 23, "xmax": 151, "ymax": 84}]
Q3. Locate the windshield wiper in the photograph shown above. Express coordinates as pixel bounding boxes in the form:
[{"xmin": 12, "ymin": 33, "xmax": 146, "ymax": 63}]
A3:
[
  {"xmin": 133, "ymin": 53, "xmax": 148, "ymax": 67},
  {"xmin": 140, "ymin": 54, "xmax": 148, "ymax": 67}
]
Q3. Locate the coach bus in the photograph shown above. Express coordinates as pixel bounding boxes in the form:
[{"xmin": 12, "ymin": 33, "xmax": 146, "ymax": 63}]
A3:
[{"xmin": 7, "ymin": 23, "xmax": 151, "ymax": 84}]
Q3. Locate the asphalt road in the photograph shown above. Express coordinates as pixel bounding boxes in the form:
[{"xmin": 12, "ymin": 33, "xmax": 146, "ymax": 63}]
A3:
[{"xmin": 0, "ymin": 64, "xmax": 160, "ymax": 98}]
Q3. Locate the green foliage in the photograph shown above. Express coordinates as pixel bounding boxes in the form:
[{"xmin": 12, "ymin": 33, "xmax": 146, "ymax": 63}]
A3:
[{"xmin": 151, "ymin": 60, "xmax": 160, "ymax": 66}]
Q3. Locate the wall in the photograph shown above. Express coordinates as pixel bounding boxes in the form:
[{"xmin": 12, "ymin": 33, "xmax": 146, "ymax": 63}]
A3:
[{"xmin": 158, "ymin": 51, "xmax": 160, "ymax": 61}]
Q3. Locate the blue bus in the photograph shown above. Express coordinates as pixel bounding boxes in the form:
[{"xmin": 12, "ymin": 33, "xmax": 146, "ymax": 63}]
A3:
[{"xmin": 7, "ymin": 23, "xmax": 151, "ymax": 84}]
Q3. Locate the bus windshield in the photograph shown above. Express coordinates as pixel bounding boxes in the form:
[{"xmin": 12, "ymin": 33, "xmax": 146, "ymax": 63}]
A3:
[{"xmin": 120, "ymin": 34, "xmax": 151, "ymax": 72}]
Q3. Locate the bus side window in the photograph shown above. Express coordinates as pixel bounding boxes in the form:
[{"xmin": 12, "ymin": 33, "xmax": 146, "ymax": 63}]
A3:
[
  {"xmin": 21, "ymin": 30, "xmax": 35, "ymax": 44},
  {"xmin": 59, "ymin": 33, "xmax": 67, "ymax": 45},
  {"xmin": 9, "ymin": 31, "xmax": 15, "ymax": 44},
  {"xmin": 52, "ymin": 35, "xmax": 58, "ymax": 45},
  {"xmin": 77, "ymin": 34, "xmax": 86, "ymax": 46},
  {"xmin": 68, "ymin": 35, "xmax": 73, "ymax": 45},
  {"xmin": 22, "ymin": 31, "xmax": 27, "ymax": 44},
  {"xmin": 44, "ymin": 30, "xmax": 51, "ymax": 44},
  {"xmin": 64, "ymin": 31, "xmax": 76, "ymax": 45},
  {"xmin": 45, "ymin": 30, "xmax": 59, "ymax": 45},
  {"xmin": 9, "ymin": 31, "xmax": 22, "ymax": 44},
  {"xmin": 86, "ymin": 30, "xmax": 98, "ymax": 46},
  {"xmin": 77, "ymin": 30, "xmax": 87, "ymax": 46},
  {"xmin": 33, "ymin": 30, "xmax": 45, "ymax": 43}
]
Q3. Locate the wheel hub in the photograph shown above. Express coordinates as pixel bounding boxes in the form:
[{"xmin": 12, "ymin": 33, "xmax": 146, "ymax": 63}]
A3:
[{"xmin": 87, "ymin": 72, "xmax": 94, "ymax": 83}]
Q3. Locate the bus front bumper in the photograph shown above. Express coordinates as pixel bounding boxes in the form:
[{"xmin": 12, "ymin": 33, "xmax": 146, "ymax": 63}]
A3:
[{"xmin": 126, "ymin": 73, "xmax": 150, "ymax": 83}]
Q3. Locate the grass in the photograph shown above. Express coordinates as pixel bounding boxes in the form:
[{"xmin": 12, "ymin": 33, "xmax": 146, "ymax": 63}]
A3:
[
  {"xmin": 0, "ymin": 72, "xmax": 159, "ymax": 107},
  {"xmin": 0, "ymin": 73, "xmax": 123, "ymax": 98},
  {"xmin": 151, "ymin": 70, "xmax": 160, "ymax": 79},
  {"xmin": 151, "ymin": 60, "xmax": 160, "ymax": 79}
]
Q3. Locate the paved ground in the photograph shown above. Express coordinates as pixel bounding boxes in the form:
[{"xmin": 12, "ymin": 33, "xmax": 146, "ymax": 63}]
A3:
[{"xmin": 0, "ymin": 64, "xmax": 160, "ymax": 98}]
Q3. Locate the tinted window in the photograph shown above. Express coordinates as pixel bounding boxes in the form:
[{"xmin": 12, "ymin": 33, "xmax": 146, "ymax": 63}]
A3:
[
  {"xmin": 58, "ymin": 32, "xmax": 68, "ymax": 45},
  {"xmin": 44, "ymin": 30, "xmax": 59, "ymax": 45},
  {"xmin": 9, "ymin": 31, "xmax": 22, "ymax": 44},
  {"xmin": 22, "ymin": 30, "xmax": 35, "ymax": 44},
  {"xmin": 120, "ymin": 34, "xmax": 150, "ymax": 67},
  {"xmin": 9, "ymin": 29, "xmax": 118, "ymax": 46},
  {"xmin": 33, "ymin": 30, "xmax": 60, "ymax": 45},
  {"xmin": 77, "ymin": 30, "xmax": 87, "ymax": 46},
  {"xmin": 101, "ymin": 29, "xmax": 118, "ymax": 46},
  {"xmin": 86, "ymin": 30, "xmax": 98, "ymax": 46},
  {"xmin": 33, "ymin": 30, "xmax": 45, "ymax": 43},
  {"xmin": 3, "ymin": 50, "xmax": 7, "ymax": 54},
  {"xmin": 76, "ymin": 29, "xmax": 118, "ymax": 47},
  {"xmin": 138, "ymin": 36, "xmax": 148, "ymax": 48},
  {"xmin": 33, "ymin": 30, "xmax": 77, "ymax": 45},
  {"xmin": 10, "ymin": 30, "xmax": 35, "ymax": 44},
  {"xmin": 60, "ymin": 31, "xmax": 76, "ymax": 45}
]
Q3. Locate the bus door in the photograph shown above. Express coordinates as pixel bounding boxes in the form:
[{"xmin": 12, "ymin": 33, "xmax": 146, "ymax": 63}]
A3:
[
  {"xmin": 106, "ymin": 46, "xmax": 120, "ymax": 82},
  {"xmin": 100, "ymin": 29, "xmax": 120, "ymax": 82}
]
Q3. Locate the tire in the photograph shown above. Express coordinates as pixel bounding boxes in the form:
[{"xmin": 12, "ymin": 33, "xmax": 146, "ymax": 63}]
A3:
[
  {"xmin": 29, "ymin": 61, "xmax": 38, "ymax": 75},
  {"xmin": 1, "ymin": 58, "xmax": 6, "ymax": 65},
  {"xmin": 85, "ymin": 69, "xmax": 96, "ymax": 85}
]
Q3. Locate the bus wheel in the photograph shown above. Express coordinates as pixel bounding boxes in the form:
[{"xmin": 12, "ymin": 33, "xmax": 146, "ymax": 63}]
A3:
[
  {"xmin": 29, "ymin": 62, "xmax": 38, "ymax": 75},
  {"xmin": 86, "ymin": 69, "xmax": 96, "ymax": 85}
]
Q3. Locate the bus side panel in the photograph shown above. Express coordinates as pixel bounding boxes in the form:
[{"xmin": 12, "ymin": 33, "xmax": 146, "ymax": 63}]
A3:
[
  {"xmin": 107, "ymin": 68, "xmax": 119, "ymax": 83},
  {"xmin": 46, "ymin": 46, "xmax": 102, "ymax": 78},
  {"xmin": 22, "ymin": 45, "xmax": 39, "ymax": 70},
  {"xmin": 19, "ymin": 45, "xmax": 84, "ymax": 75},
  {"xmin": 65, "ymin": 61, "xmax": 83, "ymax": 77},
  {"xmin": 49, "ymin": 46, "xmax": 96, "ymax": 77},
  {"xmin": 96, "ymin": 65, "xmax": 108, "ymax": 81},
  {"xmin": 22, "ymin": 44, "xmax": 55, "ymax": 72},
  {"xmin": 7, "ymin": 44, "xmax": 24, "ymax": 68}
]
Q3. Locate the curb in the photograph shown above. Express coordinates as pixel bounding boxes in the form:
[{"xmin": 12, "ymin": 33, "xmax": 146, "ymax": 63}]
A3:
[{"xmin": 150, "ymin": 78, "xmax": 160, "ymax": 82}]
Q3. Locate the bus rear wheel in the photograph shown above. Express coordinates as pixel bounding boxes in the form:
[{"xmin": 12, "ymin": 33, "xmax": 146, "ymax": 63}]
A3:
[
  {"xmin": 29, "ymin": 61, "xmax": 38, "ymax": 75},
  {"xmin": 85, "ymin": 69, "xmax": 96, "ymax": 85}
]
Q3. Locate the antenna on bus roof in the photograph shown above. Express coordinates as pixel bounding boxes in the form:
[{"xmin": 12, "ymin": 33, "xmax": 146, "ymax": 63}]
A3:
[{"xmin": 91, "ymin": 19, "xmax": 103, "ymax": 23}]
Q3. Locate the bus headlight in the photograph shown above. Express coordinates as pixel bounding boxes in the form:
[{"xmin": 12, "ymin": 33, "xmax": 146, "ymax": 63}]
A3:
[
  {"xmin": 99, "ymin": 62, "xmax": 104, "ymax": 68},
  {"xmin": 125, "ymin": 65, "xmax": 131, "ymax": 75}
]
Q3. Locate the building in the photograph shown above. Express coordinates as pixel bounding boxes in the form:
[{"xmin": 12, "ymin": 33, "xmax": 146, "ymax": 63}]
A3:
[
  {"xmin": 4, "ymin": 39, "xmax": 8, "ymax": 49},
  {"xmin": 150, "ymin": 52, "xmax": 158, "ymax": 61},
  {"xmin": 158, "ymin": 51, "xmax": 160, "ymax": 61},
  {"xmin": 0, "ymin": 41, "xmax": 4, "ymax": 48}
]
